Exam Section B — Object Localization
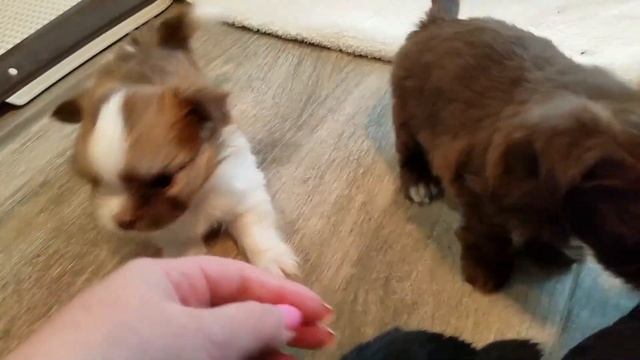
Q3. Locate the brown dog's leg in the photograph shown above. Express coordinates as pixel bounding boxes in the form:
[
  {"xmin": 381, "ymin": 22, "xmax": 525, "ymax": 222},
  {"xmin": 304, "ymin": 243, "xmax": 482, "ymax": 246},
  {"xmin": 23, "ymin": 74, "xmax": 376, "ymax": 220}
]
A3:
[
  {"xmin": 393, "ymin": 99, "xmax": 442, "ymax": 204},
  {"xmin": 456, "ymin": 218, "xmax": 514, "ymax": 293}
]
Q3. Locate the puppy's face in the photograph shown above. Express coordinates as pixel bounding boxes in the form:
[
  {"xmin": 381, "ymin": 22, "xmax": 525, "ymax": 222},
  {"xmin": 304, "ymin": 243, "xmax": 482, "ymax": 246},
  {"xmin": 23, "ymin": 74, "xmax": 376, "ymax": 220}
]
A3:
[{"xmin": 54, "ymin": 85, "xmax": 229, "ymax": 232}]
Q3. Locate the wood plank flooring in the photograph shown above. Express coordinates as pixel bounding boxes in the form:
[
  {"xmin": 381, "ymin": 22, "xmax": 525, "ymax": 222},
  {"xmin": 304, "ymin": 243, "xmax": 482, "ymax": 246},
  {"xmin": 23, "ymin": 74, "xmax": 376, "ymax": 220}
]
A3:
[{"xmin": 0, "ymin": 17, "xmax": 637, "ymax": 359}]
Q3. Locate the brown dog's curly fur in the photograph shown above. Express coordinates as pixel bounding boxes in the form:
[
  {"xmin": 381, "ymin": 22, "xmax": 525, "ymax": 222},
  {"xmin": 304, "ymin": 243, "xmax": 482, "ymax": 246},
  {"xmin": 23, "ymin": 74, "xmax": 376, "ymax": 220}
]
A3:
[{"xmin": 392, "ymin": 0, "xmax": 640, "ymax": 292}]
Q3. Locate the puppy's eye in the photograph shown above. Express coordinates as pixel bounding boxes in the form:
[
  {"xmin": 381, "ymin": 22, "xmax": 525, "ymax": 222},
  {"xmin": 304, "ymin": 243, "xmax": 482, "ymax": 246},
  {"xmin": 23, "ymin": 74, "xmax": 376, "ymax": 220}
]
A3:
[{"xmin": 148, "ymin": 173, "xmax": 173, "ymax": 189}]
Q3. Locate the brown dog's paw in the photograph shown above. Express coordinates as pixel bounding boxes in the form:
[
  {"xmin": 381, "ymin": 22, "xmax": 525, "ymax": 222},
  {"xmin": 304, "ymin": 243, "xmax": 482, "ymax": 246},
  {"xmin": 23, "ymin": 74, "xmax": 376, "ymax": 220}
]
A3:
[
  {"xmin": 462, "ymin": 258, "xmax": 513, "ymax": 293},
  {"xmin": 401, "ymin": 169, "xmax": 443, "ymax": 205}
]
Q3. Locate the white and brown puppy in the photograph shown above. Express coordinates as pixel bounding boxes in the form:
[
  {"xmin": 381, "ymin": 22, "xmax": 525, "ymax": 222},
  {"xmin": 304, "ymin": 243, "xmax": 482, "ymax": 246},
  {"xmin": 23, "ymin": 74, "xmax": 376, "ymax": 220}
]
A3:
[{"xmin": 51, "ymin": 7, "xmax": 298, "ymax": 276}]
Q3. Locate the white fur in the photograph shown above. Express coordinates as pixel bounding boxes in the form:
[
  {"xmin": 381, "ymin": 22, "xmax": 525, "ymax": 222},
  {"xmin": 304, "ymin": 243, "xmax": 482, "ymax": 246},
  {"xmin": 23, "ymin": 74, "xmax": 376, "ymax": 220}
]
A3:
[
  {"xmin": 93, "ymin": 191, "xmax": 128, "ymax": 232},
  {"xmin": 192, "ymin": 0, "xmax": 640, "ymax": 80},
  {"xmin": 145, "ymin": 125, "xmax": 298, "ymax": 276},
  {"xmin": 87, "ymin": 90, "xmax": 128, "ymax": 185},
  {"xmin": 87, "ymin": 90, "xmax": 129, "ymax": 230}
]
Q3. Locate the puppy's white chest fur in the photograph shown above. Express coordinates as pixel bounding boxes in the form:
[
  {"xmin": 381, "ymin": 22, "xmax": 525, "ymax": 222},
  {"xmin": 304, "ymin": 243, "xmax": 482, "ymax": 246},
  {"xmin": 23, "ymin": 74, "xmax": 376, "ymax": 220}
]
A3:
[
  {"xmin": 152, "ymin": 126, "xmax": 267, "ymax": 245},
  {"xmin": 143, "ymin": 126, "xmax": 299, "ymax": 276}
]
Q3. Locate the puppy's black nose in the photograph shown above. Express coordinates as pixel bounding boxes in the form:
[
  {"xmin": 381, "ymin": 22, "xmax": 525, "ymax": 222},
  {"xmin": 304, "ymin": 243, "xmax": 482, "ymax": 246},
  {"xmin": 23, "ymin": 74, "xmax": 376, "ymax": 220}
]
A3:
[{"xmin": 117, "ymin": 218, "xmax": 137, "ymax": 230}]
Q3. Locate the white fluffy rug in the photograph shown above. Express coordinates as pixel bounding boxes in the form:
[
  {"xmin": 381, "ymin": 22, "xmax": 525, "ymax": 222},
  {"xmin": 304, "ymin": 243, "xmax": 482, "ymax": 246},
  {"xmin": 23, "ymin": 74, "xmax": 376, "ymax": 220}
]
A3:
[{"xmin": 194, "ymin": 0, "xmax": 640, "ymax": 80}]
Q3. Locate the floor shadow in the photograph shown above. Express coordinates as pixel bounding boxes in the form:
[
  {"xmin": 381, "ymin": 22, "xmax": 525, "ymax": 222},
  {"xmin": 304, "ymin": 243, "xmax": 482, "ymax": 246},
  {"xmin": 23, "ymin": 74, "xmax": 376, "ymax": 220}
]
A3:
[{"xmin": 0, "ymin": 102, "xmax": 18, "ymax": 118}]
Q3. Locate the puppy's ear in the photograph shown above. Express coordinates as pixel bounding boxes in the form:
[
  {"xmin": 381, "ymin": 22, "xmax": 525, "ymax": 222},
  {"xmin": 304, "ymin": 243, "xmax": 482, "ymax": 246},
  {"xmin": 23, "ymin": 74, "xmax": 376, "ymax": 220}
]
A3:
[
  {"xmin": 481, "ymin": 134, "xmax": 540, "ymax": 204},
  {"xmin": 486, "ymin": 135, "xmax": 539, "ymax": 195},
  {"xmin": 176, "ymin": 86, "xmax": 230, "ymax": 139},
  {"xmin": 51, "ymin": 97, "xmax": 83, "ymax": 124},
  {"xmin": 157, "ymin": 5, "xmax": 194, "ymax": 50}
]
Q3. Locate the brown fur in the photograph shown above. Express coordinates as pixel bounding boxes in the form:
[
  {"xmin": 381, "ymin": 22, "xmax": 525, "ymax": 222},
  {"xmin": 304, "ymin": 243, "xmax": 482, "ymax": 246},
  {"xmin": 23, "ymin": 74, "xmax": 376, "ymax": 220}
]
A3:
[
  {"xmin": 53, "ymin": 5, "xmax": 230, "ymax": 232},
  {"xmin": 393, "ymin": 0, "xmax": 640, "ymax": 292}
]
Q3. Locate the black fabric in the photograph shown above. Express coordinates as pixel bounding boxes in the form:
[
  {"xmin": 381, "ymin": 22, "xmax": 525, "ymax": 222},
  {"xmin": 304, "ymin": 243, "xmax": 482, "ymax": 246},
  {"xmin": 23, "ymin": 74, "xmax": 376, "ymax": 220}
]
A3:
[
  {"xmin": 342, "ymin": 304, "xmax": 640, "ymax": 359},
  {"xmin": 563, "ymin": 303, "xmax": 640, "ymax": 360},
  {"xmin": 341, "ymin": 328, "xmax": 542, "ymax": 360}
]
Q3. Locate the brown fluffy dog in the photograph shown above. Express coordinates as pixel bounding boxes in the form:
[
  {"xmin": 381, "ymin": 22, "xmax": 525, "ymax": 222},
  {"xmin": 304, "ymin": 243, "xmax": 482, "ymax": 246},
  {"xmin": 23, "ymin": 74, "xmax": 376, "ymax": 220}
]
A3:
[{"xmin": 392, "ymin": 0, "xmax": 640, "ymax": 292}]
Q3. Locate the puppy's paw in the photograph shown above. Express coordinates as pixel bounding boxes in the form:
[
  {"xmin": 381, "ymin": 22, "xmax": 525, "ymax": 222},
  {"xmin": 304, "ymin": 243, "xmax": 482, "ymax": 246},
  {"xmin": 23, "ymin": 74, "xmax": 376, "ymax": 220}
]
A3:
[
  {"xmin": 464, "ymin": 269, "xmax": 510, "ymax": 293},
  {"xmin": 407, "ymin": 181, "xmax": 442, "ymax": 205},
  {"xmin": 462, "ymin": 257, "xmax": 513, "ymax": 293},
  {"xmin": 400, "ymin": 161, "xmax": 442, "ymax": 205},
  {"xmin": 252, "ymin": 242, "xmax": 300, "ymax": 278},
  {"xmin": 408, "ymin": 183, "xmax": 428, "ymax": 204}
]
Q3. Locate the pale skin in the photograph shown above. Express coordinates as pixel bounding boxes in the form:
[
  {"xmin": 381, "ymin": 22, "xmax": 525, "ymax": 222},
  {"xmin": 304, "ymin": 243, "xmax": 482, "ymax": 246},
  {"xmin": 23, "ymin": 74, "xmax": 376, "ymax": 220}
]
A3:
[{"xmin": 7, "ymin": 257, "xmax": 334, "ymax": 360}]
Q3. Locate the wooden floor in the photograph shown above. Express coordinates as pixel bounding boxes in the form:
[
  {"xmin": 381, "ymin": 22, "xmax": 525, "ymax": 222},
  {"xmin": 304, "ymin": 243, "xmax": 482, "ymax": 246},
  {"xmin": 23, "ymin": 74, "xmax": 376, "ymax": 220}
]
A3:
[{"xmin": 0, "ymin": 18, "xmax": 638, "ymax": 359}]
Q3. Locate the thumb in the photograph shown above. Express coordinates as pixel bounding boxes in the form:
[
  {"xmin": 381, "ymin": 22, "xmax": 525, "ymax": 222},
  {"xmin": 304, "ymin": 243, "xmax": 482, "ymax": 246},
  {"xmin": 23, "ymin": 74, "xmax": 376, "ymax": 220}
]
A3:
[{"xmin": 198, "ymin": 301, "xmax": 302, "ymax": 359}]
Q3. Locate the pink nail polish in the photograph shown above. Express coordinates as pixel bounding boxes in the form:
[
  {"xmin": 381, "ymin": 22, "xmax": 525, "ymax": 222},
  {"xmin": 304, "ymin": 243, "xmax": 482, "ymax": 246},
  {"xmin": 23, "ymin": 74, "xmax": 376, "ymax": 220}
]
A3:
[{"xmin": 277, "ymin": 304, "xmax": 303, "ymax": 330}]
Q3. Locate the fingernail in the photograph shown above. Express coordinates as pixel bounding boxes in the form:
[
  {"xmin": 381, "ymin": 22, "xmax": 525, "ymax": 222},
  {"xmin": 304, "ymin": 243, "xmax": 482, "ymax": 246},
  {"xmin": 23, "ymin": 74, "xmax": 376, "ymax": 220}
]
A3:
[
  {"xmin": 324, "ymin": 326, "xmax": 337, "ymax": 349},
  {"xmin": 322, "ymin": 303, "xmax": 335, "ymax": 323},
  {"xmin": 277, "ymin": 304, "xmax": 303, "ymax": 330},
  {"xmin": 326, "ymin": 326, "xmax": 336, "ymax": 337},
  {"xmin": 323, "ymin": 303, "xmax": 334, "ymax": 315}
]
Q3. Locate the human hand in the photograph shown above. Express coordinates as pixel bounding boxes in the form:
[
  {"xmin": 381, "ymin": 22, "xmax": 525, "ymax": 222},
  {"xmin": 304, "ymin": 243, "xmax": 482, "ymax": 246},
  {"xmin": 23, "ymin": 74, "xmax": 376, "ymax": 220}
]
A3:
[{"xmin": 7, "ymin": 256, "xmax": 334, "ymax": 360}]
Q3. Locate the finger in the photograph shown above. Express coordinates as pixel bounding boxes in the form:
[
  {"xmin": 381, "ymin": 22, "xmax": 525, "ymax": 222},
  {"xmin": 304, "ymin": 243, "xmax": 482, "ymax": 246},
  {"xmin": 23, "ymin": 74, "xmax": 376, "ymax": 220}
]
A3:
[
  {"xmin": 198, "ymin": 301, "xmax": 297, "ymax": 359},
  {"xmin": 157, "ymin": 256, "xmax": 332, "ymax": 322},
  {"xmin": 288, "ymin": 325, "xmax": 335, "ymax": 349}
]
